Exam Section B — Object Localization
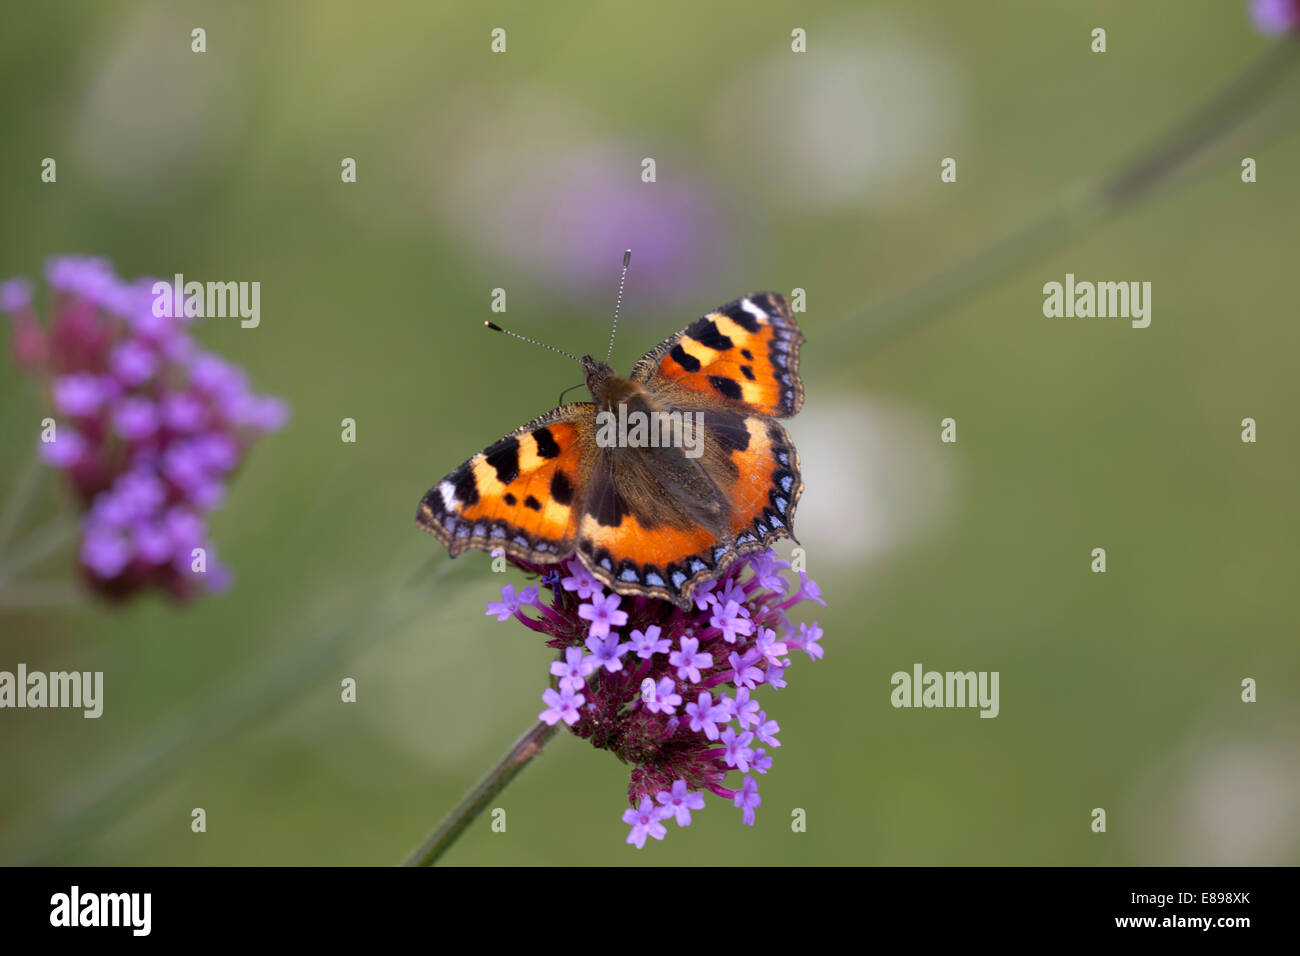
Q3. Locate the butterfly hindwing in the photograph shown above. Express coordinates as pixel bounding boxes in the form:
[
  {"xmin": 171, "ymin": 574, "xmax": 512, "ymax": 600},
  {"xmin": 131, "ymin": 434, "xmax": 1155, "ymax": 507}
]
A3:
[
  {"xmin": 416, "ymin": 404, "xmax": 594, "ymax": 563},
  {"xmin": 630, "ymin": 291, "xmax": 804, "ymax": 418},
  {"xmin": 573, "ymin": 409, "xmax": 802, "ymax": 606}
]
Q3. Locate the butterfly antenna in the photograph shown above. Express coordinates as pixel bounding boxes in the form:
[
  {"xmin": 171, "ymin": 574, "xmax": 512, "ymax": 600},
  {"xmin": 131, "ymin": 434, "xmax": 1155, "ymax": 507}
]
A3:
[
  {"xmin": 483, "ymin": 321, "xmax": 581, "ymax": 364},
  {"xmin": 605, "ymin": 248, "xmax": 631, "ymax": 365}
]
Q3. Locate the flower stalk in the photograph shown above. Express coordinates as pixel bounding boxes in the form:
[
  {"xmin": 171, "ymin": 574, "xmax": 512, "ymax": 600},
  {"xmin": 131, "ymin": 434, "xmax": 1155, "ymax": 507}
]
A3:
[
  {"xmin": 823, "ymin": 41, "xmax": 1300, "ymax": 354},
  {"xmin": 403, "ymin": 720, "xmax": 560, "ymax": 867}
]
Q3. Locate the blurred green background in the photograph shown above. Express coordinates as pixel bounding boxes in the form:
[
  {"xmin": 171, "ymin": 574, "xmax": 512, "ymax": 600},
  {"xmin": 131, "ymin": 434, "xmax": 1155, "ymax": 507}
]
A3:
[{"xmin": 2, "ymin": 0, "xmax": 1298, "ymax": 865}]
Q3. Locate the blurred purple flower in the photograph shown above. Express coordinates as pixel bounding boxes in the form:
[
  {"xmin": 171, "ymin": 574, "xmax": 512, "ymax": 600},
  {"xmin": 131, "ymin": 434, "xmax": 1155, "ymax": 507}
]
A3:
[
  {"xmin": 38, "ymin": 428, "xmax": 87, "ymax": 468},
  {"xmin": 1, "ymin": 255, "xmax": 288, "ymax": 603},
  {"xmin": 53, "ymin": 372, "xmax": 112, "ymax": 417},
  {"xmin": 108, "ymin": 339, "xmax": 158, "ymax": 385},
  {"xmin": 1251, "ymin": 0, "xmax": 1300, "ymax": 33},
  {"xmin": 161, "ymin": 391, "xmax": 208, "ymax": 432},
  {"xmin": 81, "ymin": 528, "xmax": 131, "ymax": 579},
  {"xmin": 443, "ymin": 142, "xmax": 733, "ymax": 309},
  {"xmin": 0, "ymin": 277, "xmax": 33, "ymax": 311},
  {"xmin": 113, "ymin": 396, "xmax": 159, "ymax": 441},
  {"xmin": 533, "ymin": 158, "xmax": 730, "ymax": 301},
  {"xmin": 485, "ymin": 549, "xmax": 826, "ymax": 847}
]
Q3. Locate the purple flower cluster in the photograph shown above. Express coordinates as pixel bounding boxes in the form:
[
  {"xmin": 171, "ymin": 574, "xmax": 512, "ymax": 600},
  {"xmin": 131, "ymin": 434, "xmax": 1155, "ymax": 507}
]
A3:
[
  {"xmin": 1251, "ymin": 0, "xmax": 1300, "ymax": 33},
  {"xmin": 485, "ymin": 549, "xmax": 826, "ymax": 848},
  {"xmin": 1, "ymin": 256, "xmax": 288, "ymax": 602}
]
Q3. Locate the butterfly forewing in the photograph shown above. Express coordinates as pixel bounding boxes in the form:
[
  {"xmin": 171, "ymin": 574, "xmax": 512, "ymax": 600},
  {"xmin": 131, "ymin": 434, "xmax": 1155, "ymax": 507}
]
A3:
[
  {"xmin": 631, "ymin": 292, "xmax": 804, "ymax": 418},
  {"xmin": 416, "ymin": 404, "xmax": 594, "ymax": 563}
]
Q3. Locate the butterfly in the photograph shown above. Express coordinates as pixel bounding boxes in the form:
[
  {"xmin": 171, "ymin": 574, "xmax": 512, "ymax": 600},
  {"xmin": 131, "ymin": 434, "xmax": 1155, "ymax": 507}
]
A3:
[{"xmin": 415, "ymin": 290, "xmax": 804, "ymax": 608}]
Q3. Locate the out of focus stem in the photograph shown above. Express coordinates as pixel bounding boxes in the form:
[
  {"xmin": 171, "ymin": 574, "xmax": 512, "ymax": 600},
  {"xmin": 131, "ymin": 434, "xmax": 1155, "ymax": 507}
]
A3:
[
  {"xmin": 0, "ymin": 451, "xmax": 42, "ymax": 549},
  {"xmin": 824, "ymin": 41, "xmax": 1300, "ymax": 352},
  {"xmin": 0, "ymin": 513, "xmax": 81, "ymax": 593}
]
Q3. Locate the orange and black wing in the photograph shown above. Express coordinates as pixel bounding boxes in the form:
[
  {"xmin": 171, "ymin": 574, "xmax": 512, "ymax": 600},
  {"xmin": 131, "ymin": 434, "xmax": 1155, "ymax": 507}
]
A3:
[
  {"xmin": 630, "ymin": 291, "xmax": 804, "ymax": 418},
  {"xmin": 415, "ymin": 404, "xmax": 594, "ymax": 564},
  {"xmin": 573, "ymin": 411, "xmax": 803, "ymax": 607}
]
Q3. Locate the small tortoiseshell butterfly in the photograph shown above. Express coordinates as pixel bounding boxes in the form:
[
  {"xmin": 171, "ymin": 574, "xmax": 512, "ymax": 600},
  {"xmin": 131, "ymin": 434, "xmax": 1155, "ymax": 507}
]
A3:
[{"xmin": 416, "ymin": 279, "xmax": 804, "ymax": 609}]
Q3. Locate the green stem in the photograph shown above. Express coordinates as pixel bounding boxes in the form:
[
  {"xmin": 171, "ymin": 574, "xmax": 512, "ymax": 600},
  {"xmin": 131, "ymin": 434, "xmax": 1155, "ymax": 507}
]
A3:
[
  {"xmin": 0, "ymin": 513, "xmax": 81, "ymax": 586},
  {"xmin": 0, "ymin": 451, "xmax": 43, "ymax": 550},
  {"xmin": 823, "ymin": 41, "xmax": 1300, "ymax": 354},
  {"xmin": 403, "ymin": 720, "xmax": 560, "ymax": 867}
]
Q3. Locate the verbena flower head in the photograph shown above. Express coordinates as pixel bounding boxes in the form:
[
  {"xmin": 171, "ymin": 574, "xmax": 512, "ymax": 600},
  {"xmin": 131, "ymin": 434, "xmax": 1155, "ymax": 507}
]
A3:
[
  {"xmin": 1251, "ymin": 0, "xmax": 1300, "ymax": 34},
  {"xmin": 2, "ymin": 255, "xmax": 288, "ymax": 602},
  {"xmin": 485, "ymin": 548, "xmax": 826, "ymax": 848}
]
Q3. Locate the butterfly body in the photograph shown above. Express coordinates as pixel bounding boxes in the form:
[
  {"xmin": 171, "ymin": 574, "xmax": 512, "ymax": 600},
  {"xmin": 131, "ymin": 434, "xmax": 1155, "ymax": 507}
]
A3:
[{"xmin": 417, "ymin": 292, "xmax": 805, "ymax": 608}]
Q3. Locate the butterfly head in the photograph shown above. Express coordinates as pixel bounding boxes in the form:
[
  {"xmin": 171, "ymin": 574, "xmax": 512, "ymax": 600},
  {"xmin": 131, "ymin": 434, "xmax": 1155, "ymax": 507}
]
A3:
[{"xmin": 581, "ymin": 354, "xmax": 618, "ymax": 402}]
